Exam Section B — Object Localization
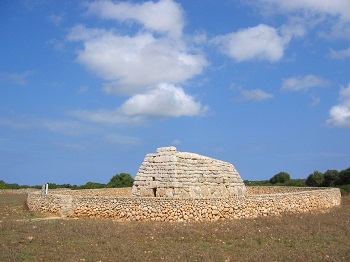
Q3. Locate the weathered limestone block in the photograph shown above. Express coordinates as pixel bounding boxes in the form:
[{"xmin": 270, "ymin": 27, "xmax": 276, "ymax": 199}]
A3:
[{"xmin": 132, "ymin": 146, "xmax": 247, "ymax": 198}]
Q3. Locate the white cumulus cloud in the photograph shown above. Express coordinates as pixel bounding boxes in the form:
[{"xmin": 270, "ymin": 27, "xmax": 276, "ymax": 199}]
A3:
[
  {"xmin": 66, "ymin": 0, "xmax": 208, "ymax": 124},
  {"xmin": 327, "ymin": 83, "xmax": 350, "ymax": 128},
  {"xmin": 281, "ymin": 75, "xmax": 330, "ymax": 92},
  {"xmin": 85, "ymin": 0, "xmax": 184, "ymax": 38},
  {"xmin": 119, "ymin": 83, "xmax": 207, "ymax": 117},
  {"xmin": 213, "ymin": 24, "xmax": 288, "ymax": 62},
  {"xmin": 72, "ymin": 84, "xmax": 207, "ymax": 124},
  {"xmin": 68, "ymin": 25, "xmax": 207, "ymax": 95}
]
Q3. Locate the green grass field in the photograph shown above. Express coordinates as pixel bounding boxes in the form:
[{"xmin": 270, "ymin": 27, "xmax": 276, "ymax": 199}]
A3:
[{"xmin": 1, "ymin": 193, "xmax": 349, "ymax": 261}]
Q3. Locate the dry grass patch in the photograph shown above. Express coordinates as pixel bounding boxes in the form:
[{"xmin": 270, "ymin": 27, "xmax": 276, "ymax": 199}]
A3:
[{"xmin": 0, "ymin": 194, "xmax": 349, "ymax": 261}]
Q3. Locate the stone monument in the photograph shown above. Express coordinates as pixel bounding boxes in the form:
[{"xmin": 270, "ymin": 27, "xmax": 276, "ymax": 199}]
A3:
[{"xmin": 132, "ymin": 146, "xmax": 246, "ymax": 198}]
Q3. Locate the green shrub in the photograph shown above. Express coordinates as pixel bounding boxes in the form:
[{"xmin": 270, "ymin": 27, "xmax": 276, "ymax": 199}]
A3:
[
  {"xmin": 269, "ymin": 172, "xmax": 291, "ymax": 184},
  {"xmin": 80, "ymin": 182, "xmax": 106, "ymax": 189},
  {"xmin": 305, "ymin": 171, "xmax": 324, "ymax": 187},
  {"xmin": 336, "ymin": 167, "xmax": 350, "ymax": 186},
  {"xmin": 107, "ymin": 173, "xmax": 134, "ymax": 188},
  {"xmin": 284, "ymin": 179, "xmax": 306, "ymax": 187},
  {"xmin": 338, "ymin": 184, "xmax": 350, "ymax": 196},
  {"xmin": 322, "ymin": 170, "xmax": 339, "ymax": 187}
]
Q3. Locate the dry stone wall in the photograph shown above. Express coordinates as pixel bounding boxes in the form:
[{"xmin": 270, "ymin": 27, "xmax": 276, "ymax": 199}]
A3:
[
  {"xmin": 132, "ymin": 146, "xmax": 246, "ymax": 198},
  {"xmin": 27, "ymin": 187, "xmax": 341, "ymax": 221},
  {"xmin": 245, "ymin": 186, "xmax": 323, "ymax": 194},
  {"xmin": 52, "ymin": 188, "xmax": 132, "ymax": 197},
  {"xmin": 0, "ymin": 189, "xmax": 39, "ymax": 194}
]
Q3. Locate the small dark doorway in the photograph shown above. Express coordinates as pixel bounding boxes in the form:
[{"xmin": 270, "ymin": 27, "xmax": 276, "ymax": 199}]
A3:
[{"xmin": 152, "ymin": 177, "xmax": 156, "ymax": 196}]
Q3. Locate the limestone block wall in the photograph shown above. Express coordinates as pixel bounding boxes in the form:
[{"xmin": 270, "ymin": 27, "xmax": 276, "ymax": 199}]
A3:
[
  {"xmin": 52, "ymin": 188, "xmax": 132, "ymax": 197},
  {"xmin": 0, "ymin": 189, "xmax": 40, "ymax": 194},
  {"xmin": 245, "ymin": 186, "xmax": 322, "ymax": 195},
  {"xmin": 132, "ymin": 146, "xmax": 246, "ymax": 198},
  {"xmin": 27, "ymin": 187, "xmax": 341, "ymax": 221}
]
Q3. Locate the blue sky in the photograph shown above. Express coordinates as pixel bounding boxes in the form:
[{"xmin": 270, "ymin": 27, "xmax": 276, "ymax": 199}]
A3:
[{"xmin": 1, "ymin": 0, "xmax": 350, "ymax": 186}]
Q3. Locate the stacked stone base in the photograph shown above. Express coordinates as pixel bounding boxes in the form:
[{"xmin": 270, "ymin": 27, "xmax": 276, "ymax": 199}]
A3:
[{"xmin": 27, "ymin": 187, "xmax": 341, "ymax": 221}]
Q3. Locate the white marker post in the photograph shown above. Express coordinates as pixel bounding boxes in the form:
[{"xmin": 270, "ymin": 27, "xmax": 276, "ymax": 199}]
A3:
[{"xmin": 45, "ymin": 183, "xmax": 49, "ymax": 195}]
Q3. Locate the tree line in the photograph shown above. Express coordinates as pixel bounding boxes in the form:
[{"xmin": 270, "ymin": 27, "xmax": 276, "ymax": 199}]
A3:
[
  {"xmin": 244, "ymin": 166, "xmax": 350, "ymax": 195},
  {"xmin": 2, "ymin": 167, "xmax": 350, "ymax": 195},
  {"xmin": 0, "ymin": 173, "xmax": 134, "ymax": 190}
]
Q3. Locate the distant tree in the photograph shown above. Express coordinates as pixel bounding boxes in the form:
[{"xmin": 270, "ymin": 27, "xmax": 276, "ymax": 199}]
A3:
[
  {"xmin": 284, "ymin": 179, "xmax": 306, "ymax": 187},
  {"xmin": 5, "ymin": 183, "xmax": 20, "ymax": 189},
  {"xmin": 269, "ymin": 172, "xmax": 291, "ymax": 184},
  {"xmin": 48, "ymin": 183, "xmax": 58, "ymax": 189},
  {"xmin": 58, "ymin": 184, "xmax": 72, "ymax": 188},
  {"xmin": 80, "ymin": 182, "xmax": 106, "ymax": 189},
  {"xmin": 305, "ymin": 171, "xmax": 324, "ymax": 187},
  {"xmin": 336, "ymin": 167, "xmax": 350, "ymax": 186},
  {"xmin": 107, "ymin": 173, "xmax": 134, "ymax": 188},
  {"xmin": 322, "ymin": 170, "xmax": 339, "ymax": 187},
  {"xmin": 0, "ymin": 180, "xmax": 7, "ymax": 189}
]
